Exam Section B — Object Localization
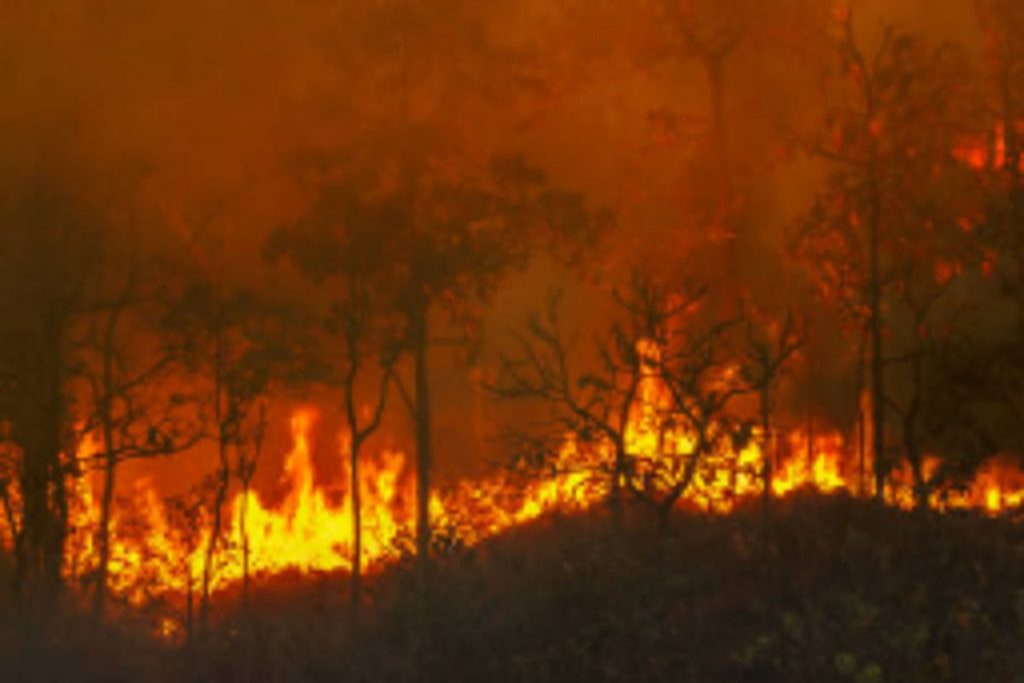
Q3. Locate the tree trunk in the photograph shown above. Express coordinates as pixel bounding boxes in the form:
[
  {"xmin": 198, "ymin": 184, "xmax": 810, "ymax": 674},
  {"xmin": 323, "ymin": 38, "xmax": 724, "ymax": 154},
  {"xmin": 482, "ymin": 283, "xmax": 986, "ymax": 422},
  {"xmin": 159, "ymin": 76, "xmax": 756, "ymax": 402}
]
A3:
[
  {"xmin": 16, "ymin": 419, "xmax": 66, "ymax": 602},
  {"xmin": 868, "ymin": 169, "xmax": 886, "ymax": 502},
  {"xmin": 760, "ymin": 395, "xmax": 773, "ymax": 507},
  {"xmin": 412, "ymin": 308, "xmax": 432, "ymax": 597},
  {"xmin": 909, "ymin": 443, "xmax": 927, "ymax": 511},
  {"xmin": 908, "ymin": 354, "xmax": 927, "ymax": 511},
  {"xmin": 43, "ymin": 322, "xmax": 70, "ymax": 595},
  {"xmin": 609, "ymin": 440, "xmax": 625, "ymax": 528},
  {"xmin": 200, "ymin": 446, "xmax": 228, "ymax": 624},
  {"xmin": 94, "ymin": 446, "xmax": 115, "ymax": 616},
  {"xmin": 855, "ymin": 331, "xmax": 868, "ymax": 496},
  {"xmin": 905, "ymin": 399, "xmax": 927, "ymax": 511},
  {"xmin": 201, "ymin": 327, "xmax": 228, "ymax": 625},
  {"xmin": 94, "ymin": 309, "xmax": 120, "ymax": 617},
  {"xmin": 18, "ymin": 439, "xmax": 49, "ymax": 598},
  {"xmin": 12, "ymin": 330, "xmax": 70, "ymax": 602},
  {"xmin": 240, "ymin": 479, "xmax": 250, "ymax": 606},
  {"xmin": 18, "ymin": 439, "xmax": 65, "ymax": 601},
  {"xmin": 350, "ymin": 433, "xmax": 363, "ymax": 609}
]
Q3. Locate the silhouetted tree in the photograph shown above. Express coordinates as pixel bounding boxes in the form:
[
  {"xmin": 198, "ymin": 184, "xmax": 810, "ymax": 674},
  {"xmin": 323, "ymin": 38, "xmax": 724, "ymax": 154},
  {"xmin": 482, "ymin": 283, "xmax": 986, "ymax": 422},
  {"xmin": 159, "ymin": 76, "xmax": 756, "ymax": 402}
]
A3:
[
  {"xmin": 168, "ymin": 270, "xmax": 297, "ymax": 624},
  {"xmin": 275, "ymin": 149, "xmax": 607, "ymax": 601},
  {"xmin": 390, "ymin": 156, "xmax": 601, "ymax": 584},
  {"xmin": 738, "ymin": 308, "xmax": 805, "ymax": 505},
  {"xmin": 881, "ymin": 156, "xmax": 994, "ymax": 508},
  {"xmin": 60, "ymin": 219, "xmax": 212, "ymax": 616},
  {"xmin": 492, "ymin": 274, "xmax": 747, "ymax": 529},
  {"xmin": 83, "ymin": 269, "xmax": 203, "ymax": 617},
  {"xmin": 795, "ymin": 13, "xmax": 980, "ymax": 500},
  {"xmin": 266, "ymin": 184, "xmax": 403, "ymax": 610},
  {"xmin": 973, "ymin": 0, "xmax": 1024, "ymax": 449},
  {"xmin": 0, "ymin": 173, "xmax": 102, "ymax": 600}
]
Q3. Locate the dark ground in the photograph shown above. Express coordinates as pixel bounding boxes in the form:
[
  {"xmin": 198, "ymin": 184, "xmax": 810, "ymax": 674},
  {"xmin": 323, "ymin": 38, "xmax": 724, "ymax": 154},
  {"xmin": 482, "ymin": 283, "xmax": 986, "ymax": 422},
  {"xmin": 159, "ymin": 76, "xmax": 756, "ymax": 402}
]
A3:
[{"xmin": 2, "ymin": 493, "xmax": 1024, "ymax": 682}]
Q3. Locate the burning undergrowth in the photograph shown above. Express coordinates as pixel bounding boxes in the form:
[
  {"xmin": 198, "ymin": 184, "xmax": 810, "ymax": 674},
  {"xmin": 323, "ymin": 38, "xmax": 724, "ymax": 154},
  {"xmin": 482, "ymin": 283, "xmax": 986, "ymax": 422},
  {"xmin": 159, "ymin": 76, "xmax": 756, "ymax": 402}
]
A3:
[{"xmin": 3, "ymin": 389, "xmax": 1020, "ymax": 644}]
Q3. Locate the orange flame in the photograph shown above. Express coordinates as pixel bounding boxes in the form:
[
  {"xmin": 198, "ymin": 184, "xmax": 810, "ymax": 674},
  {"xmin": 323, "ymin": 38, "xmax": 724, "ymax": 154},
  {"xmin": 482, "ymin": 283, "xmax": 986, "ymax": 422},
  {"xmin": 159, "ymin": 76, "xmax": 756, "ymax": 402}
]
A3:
[{"xmin": 3, "ymin": 384, "xmax": 1023, "ymax": 616}]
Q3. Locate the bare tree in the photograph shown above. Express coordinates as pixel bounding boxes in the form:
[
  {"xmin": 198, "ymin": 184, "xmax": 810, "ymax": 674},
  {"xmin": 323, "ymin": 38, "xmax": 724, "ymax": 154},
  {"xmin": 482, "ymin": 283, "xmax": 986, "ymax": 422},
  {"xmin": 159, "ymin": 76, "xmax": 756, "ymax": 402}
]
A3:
[
  {"xmin": 738, "ymin": 308, "xmax": 805, "ymax": 505},
  {"xmin": 336, "ymin": 302, "xmax": 396, "ymax": 610},
  {"xmin": 491, "ymin": 274, "xmax": 747, "ymax": 530},
  {"xmin": 639, "ymin": 295, "xmax": 748, "ymax": 525},
  {"xmin": 882, "ymin": 199, "xmax": 988, "ymax": 509},
  {"xmin": 490, "ymin": 288, "xmax": 646, "ymax": 526},
  {"xmin": 83, "ymin": 279, "xmax": 203, "ymax": 617},
  {"xmin": 167, "ymin": 278, "xmax": 296, "ymax": 625},
  {"xmin": 267, "ymin": 183, "xmax": 405, "ymax": 610}
]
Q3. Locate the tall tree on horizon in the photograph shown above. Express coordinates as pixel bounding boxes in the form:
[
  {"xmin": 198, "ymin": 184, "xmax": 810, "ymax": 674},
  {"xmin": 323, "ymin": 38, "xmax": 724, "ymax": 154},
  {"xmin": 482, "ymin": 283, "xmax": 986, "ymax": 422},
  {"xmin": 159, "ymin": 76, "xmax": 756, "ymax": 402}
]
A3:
[
  {"xmin": 0, "ymin": 168, "xmax": 105, "ymax": 602},
  {"xmin": 795, "ymin": 10, "xmax": 982, "ymax": 500}
]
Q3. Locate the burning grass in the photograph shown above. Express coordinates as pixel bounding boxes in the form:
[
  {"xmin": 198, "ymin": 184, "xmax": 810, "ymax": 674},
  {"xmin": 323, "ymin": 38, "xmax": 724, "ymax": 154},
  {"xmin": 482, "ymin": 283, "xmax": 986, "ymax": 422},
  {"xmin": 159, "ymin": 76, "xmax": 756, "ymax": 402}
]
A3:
[{"xmin": 44, "ymin": 404, "xmax": 1024, "ymax": 613}]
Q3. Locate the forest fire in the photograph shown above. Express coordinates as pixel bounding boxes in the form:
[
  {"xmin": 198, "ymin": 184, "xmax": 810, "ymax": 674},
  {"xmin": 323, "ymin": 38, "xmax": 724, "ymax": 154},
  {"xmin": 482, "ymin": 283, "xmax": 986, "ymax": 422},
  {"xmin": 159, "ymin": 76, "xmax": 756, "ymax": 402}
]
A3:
[
  {"xmin": 55, "ymin": 409, "xmax": 603, "ymax": 603},
  {"xmin": 45, "ymin": 393, "xmax": 1024, "ymax": 608},
  {"xmin": 6, "ymin": 1, "xmax": 1024, "ymax": 679}
]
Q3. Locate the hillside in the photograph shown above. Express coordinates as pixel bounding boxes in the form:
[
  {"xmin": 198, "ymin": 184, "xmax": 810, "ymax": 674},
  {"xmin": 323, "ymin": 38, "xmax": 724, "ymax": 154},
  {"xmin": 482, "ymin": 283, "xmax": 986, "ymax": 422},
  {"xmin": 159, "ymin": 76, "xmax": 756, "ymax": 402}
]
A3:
[{"xmin": 6, "ymin": 494, "xmax": 1023, "ymax": 682}]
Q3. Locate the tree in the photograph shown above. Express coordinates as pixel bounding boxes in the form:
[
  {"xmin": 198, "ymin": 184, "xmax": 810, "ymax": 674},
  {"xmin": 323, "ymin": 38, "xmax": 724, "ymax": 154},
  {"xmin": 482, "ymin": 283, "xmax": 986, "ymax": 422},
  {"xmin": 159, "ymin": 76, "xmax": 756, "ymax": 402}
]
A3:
[
  {"xmin": 738, "ymin": 308, "xmax": 805, "ymax": 505},
  {"xmin": 642, "ymin": 290, "xmax": 750, "ymax": 521},
  {"xmin": 973, "ymin": 0, "xmax": 1024, "ymax": 451},
  {"xmin": 163, "ymin": 478, "xmax": 217, "ymax": 650},
  {"xmin": 81, "ymin": 259, "xmax": 203, "ymax": 617},
  {"xmin": 391, "ymin": 155, "xmax": 603, "ymax": 584},
  {"xmin": 235, "ymin": 399, "xmax": 268, "ymax": 609},
  {"xmin": 266, "ymin": 184, "xmax": 402, "ymax": 610},
  {"xmin": 878, "ymin": 144, "xmax": 991, "ymax": 508},
  {"xmin": 167, "ymin": 264, "xmax": 297, "ymax": 624},
  {"xmin": 795, "ymin": 12, "xmax": 980, "ymax": 500},
  {"xmin": 275, "ymin": 147, "xmax": 607, "ymax": 601},
  {"xmin": 490, "ymin": 285, "xmax": 663, "ymax": 526},
  {"xmin": 296, "ymin": 0, "xmax": 613, "ymax": 603},
  {"xmin": 0, "ymin": 172, "xmax": 102, "ymax": 600},
  {"xmin": 0, "ymin": 435, "xmax": 19, "ymax": 581},
  {"xmin": 491, "ymin": 273, "xmax": 748, "ymax": 529},
  {"xmin": 884, "ymin": 267, "xmax": 966, "ymax": 509}
]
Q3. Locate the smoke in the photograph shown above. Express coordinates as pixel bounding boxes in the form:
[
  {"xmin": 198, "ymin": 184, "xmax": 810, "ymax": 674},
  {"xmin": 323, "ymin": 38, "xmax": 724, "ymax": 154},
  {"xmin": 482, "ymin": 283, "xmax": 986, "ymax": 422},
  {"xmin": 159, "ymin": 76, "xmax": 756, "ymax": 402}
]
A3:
[{"xmin": 0, "ymin": 0, "xmax": 996, "ymax": 492}]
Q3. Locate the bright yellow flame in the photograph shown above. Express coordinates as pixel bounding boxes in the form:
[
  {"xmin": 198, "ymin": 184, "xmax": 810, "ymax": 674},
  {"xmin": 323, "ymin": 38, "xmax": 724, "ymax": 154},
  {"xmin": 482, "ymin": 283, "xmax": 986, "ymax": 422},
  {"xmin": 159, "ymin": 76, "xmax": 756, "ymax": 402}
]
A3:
[{"xmin": 5, "ymin": 371, "xmax": 1023, "ymax": 613}]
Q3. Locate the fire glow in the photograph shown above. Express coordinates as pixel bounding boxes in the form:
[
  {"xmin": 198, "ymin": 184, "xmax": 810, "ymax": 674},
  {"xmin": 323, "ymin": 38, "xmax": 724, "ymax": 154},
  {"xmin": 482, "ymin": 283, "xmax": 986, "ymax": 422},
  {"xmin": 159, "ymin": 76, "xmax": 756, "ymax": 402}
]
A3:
[{"xmin": 43, "ymin": 394, "xmax": 1024, "ymax": 609}]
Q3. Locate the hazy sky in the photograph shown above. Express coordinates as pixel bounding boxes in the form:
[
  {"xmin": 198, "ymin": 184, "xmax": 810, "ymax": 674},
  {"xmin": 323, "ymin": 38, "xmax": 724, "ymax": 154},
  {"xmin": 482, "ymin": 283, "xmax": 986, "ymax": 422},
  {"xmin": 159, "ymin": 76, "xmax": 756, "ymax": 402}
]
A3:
[{"xmin": 0, "ymin": 0, "xmax": 994, "ymax": 490}]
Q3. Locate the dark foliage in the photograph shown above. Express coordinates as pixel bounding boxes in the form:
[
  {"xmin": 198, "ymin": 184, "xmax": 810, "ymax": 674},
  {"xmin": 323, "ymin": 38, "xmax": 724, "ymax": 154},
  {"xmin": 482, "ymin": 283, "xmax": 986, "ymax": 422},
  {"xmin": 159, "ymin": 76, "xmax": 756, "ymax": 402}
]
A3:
[{"xmin": 5, "ymin": 496, "xmax": 1023, "ymax": 682}]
